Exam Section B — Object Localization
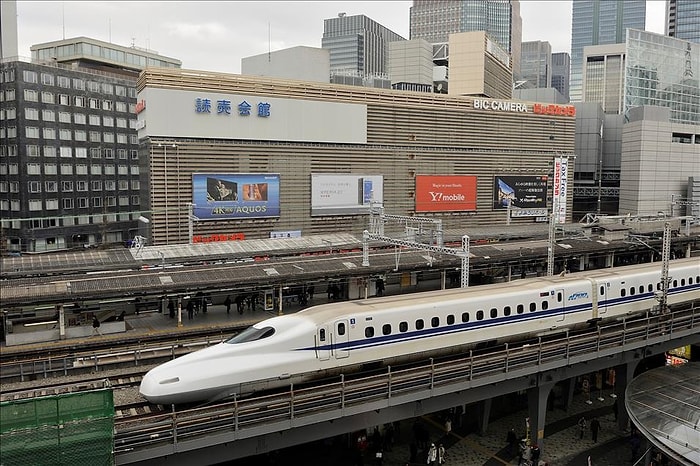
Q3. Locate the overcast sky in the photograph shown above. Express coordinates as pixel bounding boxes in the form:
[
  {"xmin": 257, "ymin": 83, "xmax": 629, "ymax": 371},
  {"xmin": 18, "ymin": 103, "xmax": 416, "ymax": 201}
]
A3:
[{"xmin": 15, "ymin": 1, "xmax": 666, "ymax": 74}]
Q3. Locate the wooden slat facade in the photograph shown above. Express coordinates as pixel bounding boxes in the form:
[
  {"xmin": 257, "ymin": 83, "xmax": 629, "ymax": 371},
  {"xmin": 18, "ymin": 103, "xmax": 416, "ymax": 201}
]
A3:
[{"xmin": 138, "ymin": 68, "xmax": 575, "ymax": 245}]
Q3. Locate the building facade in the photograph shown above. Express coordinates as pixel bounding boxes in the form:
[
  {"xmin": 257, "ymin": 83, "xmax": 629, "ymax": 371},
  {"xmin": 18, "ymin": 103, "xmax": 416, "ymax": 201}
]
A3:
[
  {"xmin": 570, "ymin": 0, "xmax": 646, "ymax": 103},
  {"xmin": 136, "ymin": 68, "xmax": 576, "ymax": 245},
  {"xmin": 583, "ymin": 43, "xmax": 626, "ymax": 115},
  {"xmin": 520, "ymin": 41, "xmax": 552, "ymax": 89},
  {"xmin": 448, "ymin": 31, "xmax": 513, "ymax": 98},
  {"xmin": 551, "ymin": 52, "xmax": 571, "ymax": 102},
  {"xmin": 666, "ymin": 0, "xmax": 700, "ymax": 43},
  {"xmin": 410, "ymin": 0, "xmax": 522, "ymax": 75}
]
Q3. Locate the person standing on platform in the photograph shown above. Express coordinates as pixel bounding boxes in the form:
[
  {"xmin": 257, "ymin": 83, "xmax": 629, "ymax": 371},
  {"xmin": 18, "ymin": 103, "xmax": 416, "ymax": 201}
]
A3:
[
  {"xmin": 507, "ymin": 428, "xmax": 518, "ymax": 456},
  {"xmin": 167, "ymin": 299, "xmax": 175, "ymax": 319},
  {"xmin": 91, "ymin": 316, "xmax": 101, "ymax": 336},
  {"xmin": 224, "ymin": 295, "xmax": 232, "ymax": 314},
  {"xmin": 186, "ymin": 300, "xmax": 194, "ymax": 320},
  {"xmin": 307, "ymin": 285, "xmax": 315, "ymax": 302},
  {"xmin": 590, "ymin": 418, "xmax": 601, "ymax": 442},
  {"xmin": 437, "ymin": 444, "xmax": 446, "ymax": 465},
  {"xmin": 427, "ymin": 443, "xmax": 437, "ymax": 465},
  {"xmin": 578, "ymin": 416, "xmax": 587, "ymax": 440}
]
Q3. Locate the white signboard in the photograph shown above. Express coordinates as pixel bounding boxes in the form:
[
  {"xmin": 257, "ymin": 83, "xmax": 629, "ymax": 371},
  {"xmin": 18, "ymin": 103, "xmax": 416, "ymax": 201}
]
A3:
[
  {"xmin": 553, "ymin": 157, "xmax": 568, "ymax": 224},
  {"xmin": 311, "ymin": 174, "xmax": 384, "ymax": 216}
]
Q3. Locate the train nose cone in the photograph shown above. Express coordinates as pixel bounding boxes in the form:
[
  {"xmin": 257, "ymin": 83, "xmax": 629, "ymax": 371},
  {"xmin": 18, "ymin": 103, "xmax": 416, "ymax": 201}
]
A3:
[{"xmin": 139, "ymin": 370, "xmax": 181, "ymax": 404}]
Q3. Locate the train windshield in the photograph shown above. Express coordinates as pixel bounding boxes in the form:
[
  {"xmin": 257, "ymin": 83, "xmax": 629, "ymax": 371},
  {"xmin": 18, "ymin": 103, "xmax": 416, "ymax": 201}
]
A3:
[{"xmin": 224, "ymin": 326, "xmax": 275, "ymax": 344}]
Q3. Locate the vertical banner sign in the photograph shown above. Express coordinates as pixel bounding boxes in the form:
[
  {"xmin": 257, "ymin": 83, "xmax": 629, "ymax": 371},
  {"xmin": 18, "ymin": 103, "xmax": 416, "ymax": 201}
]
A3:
[
  {"xmin": 553, "ymin": 158, "xmax": 568, "ymax": 223},
  {"xmin": 264, "ymin": 290, "xmax": 274, "ymax": 311}
]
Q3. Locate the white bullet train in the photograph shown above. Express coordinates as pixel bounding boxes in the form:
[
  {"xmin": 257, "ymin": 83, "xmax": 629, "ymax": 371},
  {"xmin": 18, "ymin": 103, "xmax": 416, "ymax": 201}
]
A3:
[{"xmin": 140, "ymin": 258, "xmax": 700, "ymax": 405}]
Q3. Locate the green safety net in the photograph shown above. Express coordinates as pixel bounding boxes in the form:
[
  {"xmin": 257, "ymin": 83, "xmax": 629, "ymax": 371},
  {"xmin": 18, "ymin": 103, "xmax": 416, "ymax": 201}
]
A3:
[{"xmin": 0, "ymin": 389, "xmax": 114, "ymax": 466}]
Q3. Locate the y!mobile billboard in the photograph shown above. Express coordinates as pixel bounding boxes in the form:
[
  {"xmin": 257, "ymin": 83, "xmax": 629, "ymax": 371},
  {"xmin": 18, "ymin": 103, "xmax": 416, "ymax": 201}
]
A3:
[
  {"xmin": 415, "ymin": 175, "xmax": 477, "ymax": 212},
  {"xmin": 192, "ymin": 173, "xmax": 280, "ymax": 220}
]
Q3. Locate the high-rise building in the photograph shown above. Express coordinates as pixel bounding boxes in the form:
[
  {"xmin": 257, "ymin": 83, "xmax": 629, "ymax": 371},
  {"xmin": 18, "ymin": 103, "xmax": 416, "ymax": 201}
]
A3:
[
  {"xmin": 410, "ymin": 0, "xmax": 522, "ymax": 75},
  {"xmin": 322, "ymin": 13, "xmax": 405, "ymax": 86},
  {"xmin": 666, "ymin": 0, "xmax": 700, "ymax": 43},
  {"xmin": 0, "ymin": 0, "xmax": 18, "ymax": 61},
  {"xmin": 520, "ymin": 41, "xmax": 551, "ymax": 89},
  {"xmin": 582, "ymin": 44, "xmax": 626, "ymax": 114},
  {"xmin": 570, "ymin": 0, "xmax": 646, "ymax": 102},
  {"xmin": 448, "ymin": 31, "xmax": 513, "ymax": 98},
  {"xmin": 551, "ymin": 52, "xmax": 571, "ymax": 102},
  {"xmin": 0, "ymin": 38, "xmax": 180, "ymax": 253}
]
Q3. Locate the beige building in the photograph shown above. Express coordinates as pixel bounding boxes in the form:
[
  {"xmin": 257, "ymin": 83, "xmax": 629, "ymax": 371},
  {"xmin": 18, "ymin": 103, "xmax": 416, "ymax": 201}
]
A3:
[
  {"xmin": 448, "ymin": 31, "xmax": 513, "ymax": 99},
  {"xmin": 387, "ymin": 39, "xmax": 434, "ymax": 89},
  {"xmin": 136, "ymin": 68, "xmax": 574, "ymax": 245}
]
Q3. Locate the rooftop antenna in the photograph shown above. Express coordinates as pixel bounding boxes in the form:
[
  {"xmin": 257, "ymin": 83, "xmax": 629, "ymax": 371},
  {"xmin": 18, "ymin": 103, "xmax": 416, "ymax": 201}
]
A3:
[{"xmin": 268, "ymin": 22, "xmax": 271, "ymax": 62}]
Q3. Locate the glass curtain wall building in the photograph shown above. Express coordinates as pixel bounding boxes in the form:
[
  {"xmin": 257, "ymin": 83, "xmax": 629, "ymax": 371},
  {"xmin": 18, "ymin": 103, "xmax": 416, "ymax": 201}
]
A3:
[
  {"xmin": 571, "ymin": 0, "xmax": 646, "ymax": 102},
  {"xmin": 666, "ymin": 0, "xmax": 700, "ymax": 44}
]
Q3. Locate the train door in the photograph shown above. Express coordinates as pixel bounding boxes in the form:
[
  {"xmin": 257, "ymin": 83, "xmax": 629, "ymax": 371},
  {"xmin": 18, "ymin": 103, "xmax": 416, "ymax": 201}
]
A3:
[
  {"xmin": 597, "ymin": 282, "xmax": 609, "ymax": 317},
  {"xmin": 555, "ymin": 289, "xmax": 565, "ymax": 322},
  {"xmin": 316, "ymin": 325, "xmax": 330, "ymax": 361},
  {"xmin": 334, "ymin": 320, "xmax": 349, "ymax": 359}
]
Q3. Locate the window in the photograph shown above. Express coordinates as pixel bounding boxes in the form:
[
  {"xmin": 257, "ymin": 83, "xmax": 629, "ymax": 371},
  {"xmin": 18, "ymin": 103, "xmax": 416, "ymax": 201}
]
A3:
[
  {"xmin": 77, "ymin": 164, "xmax": 88, "ymax": 176},
  {"xmin": 78, "ymin": 197, "xmax": 89, "ymax": 208},
  {"xmin": 105, "ymin": 196, "xmax": 116, "ymax": 206},
  {"xmin": 25, "ymin": 108, "xmax": 39, "ymax": 120},
  {"xmin": 337, "ymin": 322, "xmax": 346, "ymax": 336},
  {"xmin": 504, "ymin": 306, "xmax": 511, "ymax": 316},
  {"xmin": 72, "ymin": 78, "xmax": 85, "ymax": 90},
  {"xmin": 476, "ymin": 310, "xmax": 484, "ymax": 320},
  {"xmin": 59, "ymin": 129, "xmax": 71, "ymax": 140},
  {"xmin": 104, "ymin": 148, "xmax": 113, "ymax": 159},
  {"xmin": 90, "ymin": 147, "xmax": 101, "ymax": 158},
  {"xmin": 103, "ymin": 132, "xmax": 114, "ymax": 143},
  {"xmin": 118, "ymin": 165, "xmax": 128, "ymax": 176},
  {"xmin": 29, "ymin": 199, "xmax": 42, "ymax": 211},
  {"xmin": 91, "ymin": 166, "xmax": 102, "ymax": 176},
  {"xmin": 621, "ymin": 288, "xmax": 626, "ymax": 297},
  {"xmin": 6, "ymin": 88, "xmax": 16, "ymax": 100},
  {"xmin": 117, "ymin": 149, "xmax": 127, "ymax": 159},
  {"xmin": 103, "ymin": 116, "xmax": 113, "ymax": 127},
  {"xmin": 415, "ymin": 319, "xmax": 424, "ymax": 330},
  {"xmin": 74, "ymin": 113, "xmax": 86, "ymax": 124},
  {"xmin": 43, "ymin": 127, "xmax": 56, "ymax": 139},
  {"xmin": 89, "ymin": 131, "xmax": 101, "ymax": 142},
  {"xmin": 639, "ymin": 286, "xmax": 644, "ymax": 294},
  {"xmin": 4, "ymin": 126, "xmax": 16, "ymax": 138},
  {"xmin": 41, "ymin": 73, "xmax": 54, "ymax": 86},
  {"xmin": 25, "ymin": 126, "xmax": 39, "ymax": 138},
  {"xmin": 461, "ymin": 312, "xmax": 469, "ymax": 323},
  {"xmin": 43, "ymin": 146, "xmax": 56, "ymax": 157},
  {"xmin": 75, "ymin": 147, "xmax": 87, "ymax": 158},
  {"xmin": 116, "ymin": 118, "xmax": 127, "ymax": 128},
  {"xmin": 58, "ymin": 94, "xmax": 69, "ymax": 105},
  {"xmin": 57, "ymin": 76, "xmax": 70, "ymax": 88},
  {"xmin": 42, "ymin": 109, "xmax": 55, "ymax": 121},
  {"xmin": 74, "ymin": 130, "xmax": 86, "ymax": 142},
  {"xmin": 24, "ymin": 89, "xmax": 39, "ymax": 101},
  {"xmin": 23, "ymin": 70, "xmax": 38, "ymax": 83},
  {"xmin": 102, "ymin": 100, "xmax": 113, "ymax": 111},
  {"xmin": 8, "ymin": 163, "xmax": 18, "ymax": 174},
  {"xmin": 105, "ymin": 180, "xmax": 116, "ymax": 191},
  {"xmin": 27, "ymin": 145, "xmax": 40, "ymax": 156},
  {"xmin": 89, "ymin": 98, "xmax": 99, "ymax": 109},
  {"xmin": 41, "ymin": 91, "xmax": 55, "ymax": 104},
  {"xmin": 116, "ymin": 101, "xmax": 127, "ymax": 112},
  {"xmin": 63, "ymin": 198, "xmax": 74, "ymax": 209},
  {"xmin": 542, "ymin": 301, "xmax": 548, "ymax": 311},
  {"xmin": 517, "ymin": 304, "xmax": 524, "ymax": 314},
  {"xmin": 430, "ymin": 316, "xmax": 439, "ymax": 328},
  {"xmin": 77, "ymin": 180, "xmax": 88, "ymax": 191},
  {"xmin": 117, "ymin": 133, "xmax": 128, "ymax": 144},
  {"xmin": 118, "ymin": 180, "xmax": 129, "ymax": 190},
  {"xmin": 58, "ymin": 112, "xmax": 71, "ymax": 123},
  {"xmin": 28, "ymin": 180, "xmax": 41, "ymax": 192},
  {"xmin": 74, "ymin": 96, "xmax": 85, "ymax": 107},
  {"xmin": 382, "ymin": 324, "xmax": 391, "ymax": 335},
  {"xmin": 89, "ymin": 114, "xmax": 100, "ymax": 125},
  {"xmin": 399, "ymin": 322, "xmax": 408, "ymax": 332},
  {"xmin": 115, "ymin": 85, "xmax": 127, "ymax": 97},
  {"xmin": 101, "ymin": 83, "xmax": 113, "ymax": 94},
  {"xmin": 61, "ymin": 180, "xmax": 73, "ymax": 191},
  {"xmin": 44, "ymin": 164, "xmax": 57, "ymax": 175},
  {"xmin": 93, "ymin": 197, "xmax": 102, "ymax": 208},
  {"xmin": 45, "ymin": 181, "xmax": 57, "ymax": 192},
  {"xmin": 46, "ymin": 199, "xmax": 59, "ymax": 210},
  {"xmin": 88, "ymin": 81, "xmax": 100, "ymax": 92},
  {"xmin": 130, "ymin": 180, "xmax": 140, "ymax": 190},
  {"xmin": 130, "ymin": 150, "xmax": 138, "ymax": 160},
  {"xmin": 365, "ymin": 327, "xmax": 374, "ymax": 338},
  {"xmin": 4, "ymin": 107, "xmax": 16, "ymax": 119},
  {"xmin": 530, "ymin": 303, "xmax": 537, "ymax": 312}
]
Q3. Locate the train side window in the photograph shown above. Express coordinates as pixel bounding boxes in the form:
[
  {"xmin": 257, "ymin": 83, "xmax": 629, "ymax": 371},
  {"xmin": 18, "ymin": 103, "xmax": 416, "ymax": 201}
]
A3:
[
  {"xmin": 476, "ymin": 310, "xmax": 484, "ymax": 320},
  {"xmin": 557, "ymin": 292, "xmax": 562, "ymax": 302},
  {"xmin": 631, "ymin": 287, "xmax": 636, "ymax": 295},
  {"xmin": 648, "ymin": 284, "xmax": 653, "ymax": 292},
  {"xmin": 656, "ymin": 282, "xmax": 661, "ymax": 291},
  {"xmin": 319, "ymin": 329, "xmax": 326, "ymax": 342},
  {"xmin": 681, "ymin": 279, "xmax": 685, "ymax": 286},
  {"xmin": 504, "ymin": 306, "xmax": 511, "ymax": 316},
  {"xmin": 638, "ymin": 286, "xmax": 644, "ymax": 294},
  {"xmin": 490, "ymin": 308, "xmax": 497, "ymax": 318},
  {"xmin": 365, "ymin": 327, "xmax": 374, "ymax": 338},
  {"xmin": 517, "ymin": 304, "xmax": 524, "ymax": 314},
  {"xmin": 337, "ymin": 322, "xmax": 346, "ymax": 336},
  {"xmin": 447, "ymin": 314, "xmax": 455, "ymax": 325},
  {"xmin": 431, "ymin": 317, "xmax": 439, "ymax": 328},
  {"xmin": 399, "ymin": 321, "xmax": 408, "ymax": 332},
  {"xmin": 542, "ymin": 301, "xmax": 548, "ymax": 311},
  {"xmin": 689, "ymin": 277, "xmax": 693, "ymax": 285},
  {"xmin": 621, "ymin": 288, "xmax": 626, "ymax": 297},
  {"xmin": 529, "ymin": 302, "xmax": 536, "ymax": 312},
  {"xmin": 461, "ymin": 312, "xmax": 469, "ymax": 323},
  {"xmin": 382, "ymin": 324, "xmax": 391, "ymax": 336},
  {"xmin": 600, "ymin": 286, "xmax": 605, "ymax": 295},
  {"xmin": 673, "ymin": 279, "xmax": 678, "ymax": 288},
  {"xmin": 416, "ymin": 319, "xmax": 425, "ymax": 330}
]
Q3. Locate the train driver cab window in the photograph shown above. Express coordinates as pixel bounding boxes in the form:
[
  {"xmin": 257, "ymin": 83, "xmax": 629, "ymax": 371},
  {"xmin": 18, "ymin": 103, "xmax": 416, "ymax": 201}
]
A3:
[
  {"xmin": 504, "ymin": 306, "xmax": 511, "ymax": 316},
  {"xmin": 415, "ymin": 319, "xmax": 425, "ymax": 330},
  {"xmin": 461, "ymin": 312, "xmax": 469, "ymax": 323},
  {"xmin": 476, "ymin": 310, "xmax": 484, "ymax": 321},
  {"xmin": 225, "ymin": 326, "xmax": 275, "ymax": 344},
  {"xmin": 542, "ymin": 301, "xmax": 548, "ymax": 311},
  {"xmin": 447, "ymin": 314, "xmax": 455, "ymax": 325},
  {"xmin": 337, "ymin": 322, "xmax": 346, "ymax": 336},
  {"xmin": 365, "ymin": 327, "xmax": 375, "ymax": 338},
  {"xmin": 399, "ymin": 321, "xmax": 408, "ymax": 332},
  {"xmin": 431, "ymin": 317, "xmax": 439, "ymax": 328},
  {"xmin": 517, "ymin": 304, "xmax": 524, "ymax": 314},
  {"xmin": 382, "ymin": 324, "xmax": 392, "ymax": 335}
]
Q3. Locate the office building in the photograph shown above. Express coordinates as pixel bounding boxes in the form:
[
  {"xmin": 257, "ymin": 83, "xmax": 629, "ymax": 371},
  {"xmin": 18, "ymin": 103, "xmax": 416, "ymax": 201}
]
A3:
[
  {"xmin": 520, "ymin": 41, "xmax": 552, "ymax": 89},
  {"xmin": 387, "ymin": 39, "xmax": 434, "ymax": 92},
  {"xmin": 410, "ymin": 0, "xmax": 522, "ymax": 75},
  {"xmin": 582, "ymin": 43, "xmax": 626, "ymax": 115},
  {"xmin": 0, "ymin": 38, "xmax": 180, "ymax": 253},
  {"xmin": 551, "ymin": 52, "xmax": 571, "ymax": 102},
  {"xmin": 570, "ymin": 0, "xmax": 645, "ymax": 102},
  {"xmin": 666, "ymin": 0, "xmax": 700, "ymax": 43},
  {"xmin": 322, "ymin": 13, "xmax": 405, "ymax": 86},
  {"xmin": 448, "ymin": 31, "xmax": 513, "ymax": 98}
]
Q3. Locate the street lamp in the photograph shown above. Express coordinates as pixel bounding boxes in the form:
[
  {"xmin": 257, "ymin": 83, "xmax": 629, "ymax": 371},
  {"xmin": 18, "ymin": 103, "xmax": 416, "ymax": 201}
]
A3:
[{"xmin": 157, "ymin": 143, "xmax": 177, "ymax": 244}]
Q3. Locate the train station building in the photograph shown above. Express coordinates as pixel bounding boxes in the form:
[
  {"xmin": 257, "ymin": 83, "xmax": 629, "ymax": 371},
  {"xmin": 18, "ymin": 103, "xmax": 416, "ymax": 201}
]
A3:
[{"xmin": 135, "ymin": 68, "xmax": 576, "ymax": 245}]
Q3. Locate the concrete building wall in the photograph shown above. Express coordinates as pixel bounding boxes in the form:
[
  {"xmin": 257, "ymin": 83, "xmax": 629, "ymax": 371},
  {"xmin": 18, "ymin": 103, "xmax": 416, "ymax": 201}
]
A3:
[
  {"xmin": 241, "ymin": 47, "xmax": 330, "ymax": 83},
  {"xmin": 448, "ymin": 31, "xmax": 512, "ymax": 98},
  {"xmin": 1, "ymin": 0, "xmax": 18, "ymax": 60},
  {"xmin": 387, "ymin": 39, "xmax": 433, "ymax": 87}
]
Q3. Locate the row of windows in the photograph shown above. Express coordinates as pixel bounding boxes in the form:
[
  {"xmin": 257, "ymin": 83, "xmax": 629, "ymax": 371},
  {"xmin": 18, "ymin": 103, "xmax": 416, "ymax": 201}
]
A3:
[
  {"xmin": 617, "ymin": 276, "xmax": 697, "ymax": 298},
  {"xmin": 24, "ymin": 195, "xmax": 140, "ymax": 211},
  {"xmin": 1, "ymin": 126, "xmax": 137, "ymax": 144},
  {"xmin": 2, "ymin": 163, "xmax": 138, "ymax": 176},
  {"xmin": 21, "ymin": 70, "xmax": 135, "ymax": 98},
  {"xmin": 26, "ymin": 179, "xmax": 139, "ymax": 192},
  {"xmin": 1, "ymin": 145, "xmax": 138, "ymax": 159},
  {"xmin": 18, "ymin": 89, "xmax": 135, "ymax": 113},
  {"xmin": 2, "ymin": 107, "xmax": 137, "ymax": 128}
]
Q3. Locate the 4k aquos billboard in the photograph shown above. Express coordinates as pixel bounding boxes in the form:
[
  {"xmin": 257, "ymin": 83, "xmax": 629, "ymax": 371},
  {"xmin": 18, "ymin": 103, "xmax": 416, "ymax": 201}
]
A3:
[{"xmin": 192, "ymin": 173, "xmax": 280, "ymax": 220}]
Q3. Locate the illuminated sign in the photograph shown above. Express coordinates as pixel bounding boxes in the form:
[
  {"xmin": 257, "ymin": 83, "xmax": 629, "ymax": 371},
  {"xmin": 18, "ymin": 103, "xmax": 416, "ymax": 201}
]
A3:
[
  {"xmin": 192, "ymin": 173, "xmax": 280, "ymax": 220},
  {"xmin": 192, "ymin": 233, "xmax": 245, "ymax": 243},
  {"xmin": 493, "ymin": 175, "xmax": 548, "ymax": 210},
  {"xmin": 415, "ymin": 175, "xmax": 477, "ymax": 212},
  {"xmin": 553, "ymin": 158, "xmax": 568, "ymax": 223},
  {"xmin": 474, "ymin": 99, "xmax": 527, "ymax": 113},
  {"xmin": 533, "ymin": 103, "xmax": 576, "ymax": 117}
]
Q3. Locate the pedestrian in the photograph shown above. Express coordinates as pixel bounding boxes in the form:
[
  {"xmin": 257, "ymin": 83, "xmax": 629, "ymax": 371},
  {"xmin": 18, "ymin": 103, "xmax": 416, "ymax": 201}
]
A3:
[
  {"xmin": 186, "ymin": 300, "xmax": 194, "ymax": 320},
  {"xmin": 376, "ymin": 278, "xmax": 385, "ymax": 296},
  {"xmin": 437, "ymin": 444, "xmax": 446, "ymax": 465},
  {"xmin": 427, "ymin": 443, "xmax": 437, "ymax": 465},
  {"xmin": 307, "ymin": 284, "xmax": 315, "ymax": 302},
  {"xmin": 236, "ymin": 295, "xmax": 244, "ymax": 315},
  {"xmin": 202, "ymin": 295, "xmax": 208, "ymax": 314},
  {"xmin": 224, "ymin": 295, "xmax": 232, "ymax": 314},
  {"xmin": 590, "ymin": 418, "xmax": 601, "ymax": 443},
  {"xmin": 578, "ymin": 416, "xmax": 587, "ymax": 440},
  {"xmin": 531, "ymin": 444, "xmax": 540, "ymax": 465},
  {"xmin": 167, "ymin": 298, "xmax": 175, "ymax": 319},
  {"xmin": 91, "ymin": 315, "xmax": 101, "ymax": 335},
  {"xmin": 507, "ymin": 428, "xmax": 518, "ymax": 456},
  {"xmin": 444, "ymin": 417, "xmax": 452, "ymax": 438}
]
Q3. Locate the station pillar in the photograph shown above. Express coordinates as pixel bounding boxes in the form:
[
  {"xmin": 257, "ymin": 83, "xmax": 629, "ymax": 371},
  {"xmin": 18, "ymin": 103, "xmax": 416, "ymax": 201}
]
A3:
[
  {"xmin": 612, "ymin": 360, "xmax": 639, "ymax": 431},
  {"xmin": 476, "ymin": 398, "xmax": 492, "ymax": 435},
  {"xmin": 177, "ymin": 297, "xmax": 183, "ymax": 327},
  {"xmin": 526, "ymin": 381, "xmax": 555, "ymax": 451},
  {"xmin": 57, "ymin": 304, "xmax": 65, "ymax": 340}
]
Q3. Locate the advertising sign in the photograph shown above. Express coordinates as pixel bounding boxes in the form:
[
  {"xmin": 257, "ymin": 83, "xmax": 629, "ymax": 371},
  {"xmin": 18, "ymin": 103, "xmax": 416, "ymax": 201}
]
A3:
[
  {"xmin": 192, "ymin": 173, "xmax": 280, "ymax": 220},
  {"xmin": 415, "ymin": 175, "xmax": 477, "ymax": 212},
  {"xmin": 311, "ymin": 174, "xmax": 384, "ymax": 216},
  {"xmin": 553, "ymin": 158, "xmax": 568, "ymax": 223},
  {"xmin": 493, "ymin": 176, "xmax": 548, "ymax": 211}
]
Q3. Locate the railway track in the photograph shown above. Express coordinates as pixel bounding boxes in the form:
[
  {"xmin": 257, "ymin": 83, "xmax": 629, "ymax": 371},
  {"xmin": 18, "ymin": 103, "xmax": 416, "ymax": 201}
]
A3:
[{"xmin": 0, "ymin": 372, "xmax": 145, "ymax": 403}]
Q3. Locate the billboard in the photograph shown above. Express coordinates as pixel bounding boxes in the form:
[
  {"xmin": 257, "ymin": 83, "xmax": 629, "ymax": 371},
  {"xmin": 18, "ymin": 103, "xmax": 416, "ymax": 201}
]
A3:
[
  {"xmin": 192, "ymin": 173, "xmax": 280, "ymax": 220},
  {"xmin": 493, "ymin": 175, "xmax": 548, "ymax": 210},
  {"xmin": 415, "ymin": 175, "xmax": 477, "ymax": 212},
  {"xmin": 553, "ymin": 157, "xmax": 569, "ymax": 223},
  {"xmin": 311, "ymin": 174, "xmax": 384, "ymax": 216}
]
